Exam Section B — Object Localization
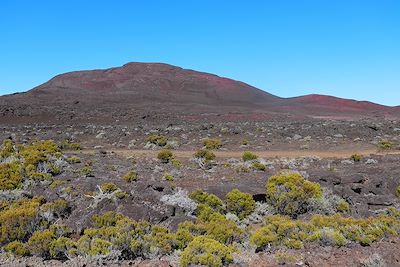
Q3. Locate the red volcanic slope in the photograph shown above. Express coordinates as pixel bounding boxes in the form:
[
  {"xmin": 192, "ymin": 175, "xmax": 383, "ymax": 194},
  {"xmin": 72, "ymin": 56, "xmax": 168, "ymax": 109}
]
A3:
[{"xmin": 0, "ymin": 62, "xmax": 398, "ymax": 122}]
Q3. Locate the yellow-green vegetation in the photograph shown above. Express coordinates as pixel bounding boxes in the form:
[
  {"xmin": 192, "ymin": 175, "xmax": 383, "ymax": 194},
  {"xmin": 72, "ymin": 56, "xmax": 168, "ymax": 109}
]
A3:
[
  {"xmin": 157, "ymin": 149, "xmax": 173, "ymax": 163},
  {"xmin": 241, "ymin": 139, "xmax": 249, "ymax": 146},
  {"xmin": 203, "ymin": 138, "xmax": 222, "ymax": 149},
  {"xmin": 19, "ymin": 140, "xmax": 60, "ymax": 166},
  {"xmin": 336, "ymin": 199, "xmax": 350, "ymax": 212},
  {"xmin": 189, "ymin": 189, "xmax": 224, "ymax": 212},
  {"xmin": 396, "ymin": 185, "xmax": 400, "ymax": 198},
  {"xmin": 252, "ymin": 162, "xmax": 266, "ymax": 171},
  {"xmin": 242, "ymin": 151, "xmax": 258, "ymax": 161},
  {"xmin": 122, "ymin": 171, "xmax": 138, "ymax": 182},
  {"xmin": 4, "ymin": 240, "xmax": 29, "ymax": 256},
  {"xmin": 67, "ymin": 156, "xmax": 81, "ymax": 164},
  {"xmin": 180, "ymin": 236, "xmax": 234, "ymax": 267},
  {"xmin": 0, "ymin": 139, "xmax": 67, "ymax": 189},
  {"xmin": 27, "ymin": 229, "xmax": 56, "ymax": 257},
  {"xmin": 164, "ymin": 172, "xmax": 174, "ymax": 182},
  {"xmin": 194, "ymin": 149, "xmax": 216, "ymax": 161},
  {"xmin": 59, "ymin": 140, "xmax": 82, "ymax": 150},
  {"xmin": 171, "ymin": 159, "xmax": 182, "ymax": 169},
  {"xmin": 100, "ymin": 182, "xmax": 119, "ymax": 193},
  {"xmin": 266, "ymin": 172, "xmax": 322, "ymax": 217},
  {"xmin": 146, "ymin": 134, "xmax": 167, "ymax": 147},
  {"xmin": 251, "ymin": 212, "xmax": 400, "ymax": 250},
  {"xmin": 225, "ymin": 189, "xmax": 255, "ymax": 219},
  {"xmin": 0, "ymin": 139, "xmax": 15, "ymax": 159},
  {"xmin": 0, "ymin": 161, "xmax": 22, "ymax": 190},
  {"xmin": 81, "ymin": 166, "xmax": 93, "ymax": 177},
  {"xmin": 379, "ymin": 140, "xmax": 393, "ymax": 150},
  {"xmin": 350, "ymin": 154, "xmax": 362, "ymax": 162},
  {"xmin": 0, "ymin": 197, "xmax": 43, "ymax": 244}
]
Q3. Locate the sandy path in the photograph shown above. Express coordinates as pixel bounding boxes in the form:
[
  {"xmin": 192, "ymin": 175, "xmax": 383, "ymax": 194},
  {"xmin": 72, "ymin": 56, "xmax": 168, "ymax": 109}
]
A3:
[{"xmin": 68, "ymin": 148, "xmax": 400, "ymax": 159}]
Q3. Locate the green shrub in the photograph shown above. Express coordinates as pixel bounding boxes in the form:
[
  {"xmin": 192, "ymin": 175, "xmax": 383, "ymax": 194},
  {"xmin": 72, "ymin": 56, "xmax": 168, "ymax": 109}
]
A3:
[
  {"xmin": 266, "ymin": 172, "xmax": 322, "ymax": 217},
  {"xmin": 350, "ymin": 154, "xmax": 362, "ymax": 162},
  {"xmin": 0, "ymin": 197, "xmax": 43, "ymax": 244},
  {"xmin": 67, "ymin": 156, "xmax": 81, "ymax": 164},
  {"xmin": 157, "ymin": 149, "xmax": 173, "ymax": 163},
  {"xmin": 0, "ymin": 161, "xmax": 23, "ymax": 190},
  {"xmin": 396, "ymin": 185, "xmax": 400, "ymax": 198},
  {"xmin": 146, "ymin": 135, "xmax": 167, "ymax": 147},
  {"xmin": 252, "ymin": 162, "xmax": 266, "ymax": 171},
  {"xmin": 171, "ymin": 159, "xmax": 182, "ymax": 169},
  {"xmin": 251, "ymin": 212, "xmax": 400, "ymax": 251},
  {"xmin": 203, "ymin": 138, "xmax": 222, "ymax": 150},
  {"xmin": 27, "ymin": 229, "xmax": 56, "ymax": 257},
  {"xmin": 379, "ymin": 140, "xmax": 393, "ymax": 150},
  {"xmin": 241, "ymin": 139, "xmax": 249, "ymax": 146},
  {"xmin": 4, "ymin": 241, "xmax": 29, "ymax": 256},
  {"xmin": 242, "ymin": 151, "xmax": 258, "ymax": 161},
  {"xmin": 100, "ymin": 183, "xmax": 119, "ymax": 193},
  {"xmin": 0, "ymin": 139, "xmax": 15, "ymax": 159},
  {"xmin": 194, "ymin": 149, "xmax": 216, "ymax": 161},
  {"xmin": 180, "ymin": 236, "xmax": 234, "ymax": 267},
  {"xmin": 164, "ymin": 172, "xmax": 174, "ymax": 182},
  {"xmin": 122, "ymin": 171, "xmax": 138, "ymax": 182},
  {"xmin": 19, "ymin": 140, "xmax": 60, "ymax": 166},
  {"xmin": 189, "ymin": 190, "xmax": 224, "ymax": 212},
  {"xmin": 49, "ymin": 237, "xmax": 77, "ymax": 259},
  {"xmin": 336, "ymin": 199, "xmax": 350, "ymax": 212},
  {"xmin": 80, "ymin": 166, "xmax": 93, "ymax": 177},
  {"xmin": 225, "ymin": 189, "xmax": 255, "ymax": 219}
]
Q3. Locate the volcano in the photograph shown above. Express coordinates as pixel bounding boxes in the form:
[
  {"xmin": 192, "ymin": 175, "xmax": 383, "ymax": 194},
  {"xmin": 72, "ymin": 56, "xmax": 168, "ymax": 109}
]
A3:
[{"xmin": 0, "ymin": 62, "xmax": 398, "ymax": 123}]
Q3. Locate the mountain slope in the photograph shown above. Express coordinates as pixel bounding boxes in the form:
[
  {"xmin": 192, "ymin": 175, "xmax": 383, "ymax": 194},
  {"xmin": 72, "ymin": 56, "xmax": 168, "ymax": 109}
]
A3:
[{"xmin": 0, "ymin": 62, "xmax": 398, "ymax": 123}]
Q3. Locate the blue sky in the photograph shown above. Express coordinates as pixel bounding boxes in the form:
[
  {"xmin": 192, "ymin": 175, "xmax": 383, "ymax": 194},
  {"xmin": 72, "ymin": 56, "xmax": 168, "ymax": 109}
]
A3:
[{"xmin": 1, "ymin": 0, "xmax": 399, "ymax": 106}]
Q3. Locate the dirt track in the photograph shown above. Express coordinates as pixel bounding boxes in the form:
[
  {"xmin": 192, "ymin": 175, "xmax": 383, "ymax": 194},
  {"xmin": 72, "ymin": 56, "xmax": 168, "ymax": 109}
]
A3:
[{"xmin": 69, "ymin": 148, "xmax": 400, "ymax": 159}]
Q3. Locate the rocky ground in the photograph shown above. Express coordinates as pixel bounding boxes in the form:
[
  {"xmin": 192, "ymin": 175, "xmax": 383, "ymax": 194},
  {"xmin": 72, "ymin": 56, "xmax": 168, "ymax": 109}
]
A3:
[{"xmin": 0, "ymin": 118, "xmax": 400, "ymax": 266}]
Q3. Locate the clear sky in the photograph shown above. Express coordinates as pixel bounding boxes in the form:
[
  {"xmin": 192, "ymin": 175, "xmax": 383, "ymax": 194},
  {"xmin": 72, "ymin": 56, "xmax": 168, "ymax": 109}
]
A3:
[{"xmin": 1, "ymin": 0, "xmax": 399, "ymax": 106}]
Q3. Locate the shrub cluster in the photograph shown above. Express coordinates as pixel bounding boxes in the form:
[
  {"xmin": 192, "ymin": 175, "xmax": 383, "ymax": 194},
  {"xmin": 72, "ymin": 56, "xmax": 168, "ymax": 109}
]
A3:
[
  {"xmin": 251, "ymin": 212, "xmax": 400, "ymax": 250},
  {"xmin": 146, "ymin": 135, "xmax": 167, "ymax": 147},
  {"xmin": 203, "ymin": 138, "xmax": 222, "ymax": 149},
  {"xmin": 157, "ymin": 149, "xmax": 173, "ymax": 163},
  {"xmin": 266, "ymin": 172, "xmax": 322, "ymax": 217}
]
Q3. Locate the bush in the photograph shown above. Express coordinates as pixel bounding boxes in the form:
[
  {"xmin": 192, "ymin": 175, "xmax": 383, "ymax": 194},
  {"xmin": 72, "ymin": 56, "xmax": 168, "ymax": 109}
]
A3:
[
  {"xmin": 0, "ymin": 161, "xmax": 23, "ymax": 190},
  {"xmin": 189, "ymin": 190, "xmax": 224, "ymax": 212},
  {"xmin": 157, "ymin": 149, "xmax": 173, "ymax": 163},
  {"xmin": 396, "ymin": 185, "xmax": 400, "ymax": 198},
  {"xmin": 0, "ymin": 139, "xmax": 15, "ymax": 159},
  {"xmin": 19, "ymin": 140, "xmax": 60, "ymax": 166},
  {"xmin": 180, "ymin": 236, "xmax": 233, "ymax": 267},
  {"xmin": 225, "ymin": 189, "xmax": 255, "ymax": 220},
  {"xmin": 122, "ymin": 171, "xmax": 138, "ymax": 182},
  {"xmin": 203, "ymin": 138, "xmax": 222, "ymax": 150},
  {"xmin": 81, "ymin": 166, "xmax": 93, "ymax": 177},
  {"xmin": 0, "ymin": 197, "xmax": 43, "ymax": 244},
  {"xmin": 100, "ymin": 183, "xmax": 119, "ymax": 193},
  {"xmin": 242, "ymin": 151, "xmax": 258, "ymax": 161},
  {"xmin": 194, "ymin": 149, "xmax": 216, "ymax": 161},
  {"xmin": 251, "ymin": 212, "xmax": 400, "ymax": 251},
  {"xmin": 266, "ymin": 172, "xmax": 322, "ymax": 217},
  {"xmin": 379, "ymin": 140, "xmax": 393, "ymax": 150},
  {"xmin": 49, "ymin": 237, "xmax": 77, "ymax": 259},
  {"xmin": 67, "ymin": 156, "xmax": 81, "ymax": 164},
  {"xmin": 252, "ymin": 162, "xmax": 266, "ymax": 171},
  {"xmin": 336, "ymin": 199, "xmax": 350, "ymax": 212},
  {"xmin": 27, "ymin": 229, "xmax": 55, "ymax": 257},
  {"xmin": 146, "ymin": 135, "xmax": 167, "ymax": 147},
  {"xmin": 4, "ymin": 241, "xmax": 29, "ymax": 256},
  {"xmin": 171, "ymin": 159, "xmax": 182, "ymax": 169},
  {"xmin": 164, "ymin": 172, "xmax": 174, "ymax": 182},
  {"xmin": 350, "ymin": 154, "xmax": 362, "ymax": 162}
]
